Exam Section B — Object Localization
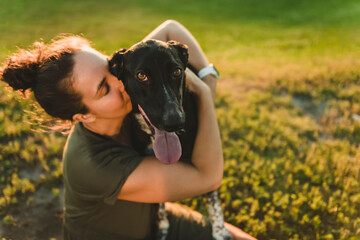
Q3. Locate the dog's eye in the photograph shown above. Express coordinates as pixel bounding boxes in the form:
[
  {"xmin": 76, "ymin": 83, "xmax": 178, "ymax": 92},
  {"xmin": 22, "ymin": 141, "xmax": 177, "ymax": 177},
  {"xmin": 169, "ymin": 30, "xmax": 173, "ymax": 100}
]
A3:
[
  {"xmin": 137, "ymin": 71, "xmax": 148, "ymax": 81},
  {"xmin": 173, "ymin": 68, "xmax": 182, "ymax": 77}
]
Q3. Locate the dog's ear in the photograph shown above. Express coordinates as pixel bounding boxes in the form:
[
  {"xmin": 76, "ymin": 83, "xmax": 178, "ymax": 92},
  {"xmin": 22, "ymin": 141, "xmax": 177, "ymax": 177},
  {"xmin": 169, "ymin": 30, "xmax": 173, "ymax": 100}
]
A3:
[
  {"xmin": 108, "ymin": 48, "xmax": 127, "ymax": 80},
  {"xmin": 167, "ymin": 41, "xmax": 189, "ymax": 67}
]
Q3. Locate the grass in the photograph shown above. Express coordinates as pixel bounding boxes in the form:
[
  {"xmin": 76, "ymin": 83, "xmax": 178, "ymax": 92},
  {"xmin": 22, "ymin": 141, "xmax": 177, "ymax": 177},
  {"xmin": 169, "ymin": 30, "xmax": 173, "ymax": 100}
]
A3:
[{"xmin": 1, "ymin": 0, "xmax": 360, "ymax": 239}]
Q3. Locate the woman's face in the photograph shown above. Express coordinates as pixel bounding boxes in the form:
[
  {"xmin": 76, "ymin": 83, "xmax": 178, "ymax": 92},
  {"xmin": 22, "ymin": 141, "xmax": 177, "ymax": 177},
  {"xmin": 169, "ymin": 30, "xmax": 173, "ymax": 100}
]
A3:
[{"xmin": 72, "ymin": 47, "xmax": 132, "ymax": 120}]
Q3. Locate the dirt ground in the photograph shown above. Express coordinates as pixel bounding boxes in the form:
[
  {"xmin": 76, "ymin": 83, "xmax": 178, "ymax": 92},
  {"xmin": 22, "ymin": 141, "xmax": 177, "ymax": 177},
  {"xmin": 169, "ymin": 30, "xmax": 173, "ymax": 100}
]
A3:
[{"xmin": 0, "ymin": 186, "xmax": 64, "ymax": 240}]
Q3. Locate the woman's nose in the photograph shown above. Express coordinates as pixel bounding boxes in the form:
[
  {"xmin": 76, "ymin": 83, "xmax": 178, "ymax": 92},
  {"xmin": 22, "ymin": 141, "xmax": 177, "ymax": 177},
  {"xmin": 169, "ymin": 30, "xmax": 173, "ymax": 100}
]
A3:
[
  {"xmin": 111, "ymin": 78, "xmax": 125, "ymax": 92},
  {"xmin": 117, "ymin": 80, "xmax": 125, "ymax": 92}
]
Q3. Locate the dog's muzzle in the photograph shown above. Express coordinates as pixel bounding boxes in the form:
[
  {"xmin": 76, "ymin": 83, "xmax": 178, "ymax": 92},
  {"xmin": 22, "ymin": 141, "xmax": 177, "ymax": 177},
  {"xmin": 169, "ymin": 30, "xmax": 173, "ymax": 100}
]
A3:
[
  {"xmin": 162, "ymin": 102, "xmax": 185, "ymax": 132},
  {"xmin": 138, "ymin": 105, "xmax": 182, "ymax": 164}
]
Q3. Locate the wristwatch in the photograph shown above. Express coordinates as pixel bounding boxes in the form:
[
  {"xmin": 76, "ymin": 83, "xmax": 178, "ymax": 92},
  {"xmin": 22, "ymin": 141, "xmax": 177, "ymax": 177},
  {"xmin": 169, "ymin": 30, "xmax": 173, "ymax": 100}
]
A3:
[{"xmin": 197, "ymin": 64, "xmax": 220, "ymax": 79}]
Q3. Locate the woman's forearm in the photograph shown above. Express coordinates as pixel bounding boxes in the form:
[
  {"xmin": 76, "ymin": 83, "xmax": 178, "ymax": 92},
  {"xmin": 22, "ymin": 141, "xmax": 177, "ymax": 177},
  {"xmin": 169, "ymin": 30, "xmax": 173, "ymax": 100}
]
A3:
[
  {"xmin": 186, "ymin": 70, "xmax": 223, "ymax": 189},
  {"xmin": 193, "ymin": 87, "xmax": 223, "ymax": 186}
]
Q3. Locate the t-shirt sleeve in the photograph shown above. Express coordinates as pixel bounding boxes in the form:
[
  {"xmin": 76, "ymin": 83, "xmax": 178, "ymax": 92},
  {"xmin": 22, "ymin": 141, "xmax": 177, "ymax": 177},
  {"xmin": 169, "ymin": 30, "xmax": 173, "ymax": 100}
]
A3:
[{"xmin": 66, "ymin": 144, "xmax": 143, "ymax": 205}]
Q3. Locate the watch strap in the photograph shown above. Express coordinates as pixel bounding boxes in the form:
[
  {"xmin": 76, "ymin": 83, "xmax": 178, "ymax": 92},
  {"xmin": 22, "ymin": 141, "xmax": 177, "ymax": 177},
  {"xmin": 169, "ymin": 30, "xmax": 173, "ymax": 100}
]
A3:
[{"xmin": 197, "ymin": 64, "xmax": 219, "ymax": 79}]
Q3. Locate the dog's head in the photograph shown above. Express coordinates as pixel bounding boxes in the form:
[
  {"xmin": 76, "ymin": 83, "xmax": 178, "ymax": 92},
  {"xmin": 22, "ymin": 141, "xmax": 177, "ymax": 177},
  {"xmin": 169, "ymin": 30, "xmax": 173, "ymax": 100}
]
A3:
[{"xmin": 108, "ymin": 39, "xmax": 189, "ymax": 132}]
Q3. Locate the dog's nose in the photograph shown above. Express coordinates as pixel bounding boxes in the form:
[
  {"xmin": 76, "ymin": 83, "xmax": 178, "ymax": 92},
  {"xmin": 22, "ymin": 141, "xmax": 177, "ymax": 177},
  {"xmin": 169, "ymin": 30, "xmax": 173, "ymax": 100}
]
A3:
[
  {"xmin": 162, "ymin": 104, "xmax": 185, "ymax": 132},
  {"xmin": 163, "ymin": 122, "xmax": 184, "ymax": 132}
]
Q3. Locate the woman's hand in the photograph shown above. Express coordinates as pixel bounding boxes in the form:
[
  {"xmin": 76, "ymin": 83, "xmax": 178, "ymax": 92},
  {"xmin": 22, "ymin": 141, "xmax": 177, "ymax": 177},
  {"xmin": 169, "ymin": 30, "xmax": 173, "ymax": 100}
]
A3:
[{"xmin": 185, "ymin": 68, "xmax": 211, "ymax": 98}]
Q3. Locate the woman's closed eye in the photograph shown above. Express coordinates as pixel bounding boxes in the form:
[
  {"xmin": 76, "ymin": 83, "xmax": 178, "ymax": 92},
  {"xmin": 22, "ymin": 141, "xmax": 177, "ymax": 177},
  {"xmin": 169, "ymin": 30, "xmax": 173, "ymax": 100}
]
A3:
[
  {"xmin": 103, "ymin": 82, "xmax": 110, "ymax": 95},
  {"xmin": 96, "ymin": 77, "xmax": 111, "ymax": 97}
]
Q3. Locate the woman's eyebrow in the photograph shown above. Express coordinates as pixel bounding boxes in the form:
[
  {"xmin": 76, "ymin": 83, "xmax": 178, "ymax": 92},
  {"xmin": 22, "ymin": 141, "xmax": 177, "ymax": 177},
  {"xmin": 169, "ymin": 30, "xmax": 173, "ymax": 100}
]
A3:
[{"xmin": 95, "ymin": 77, "xmax": 107, "ymax": 97}]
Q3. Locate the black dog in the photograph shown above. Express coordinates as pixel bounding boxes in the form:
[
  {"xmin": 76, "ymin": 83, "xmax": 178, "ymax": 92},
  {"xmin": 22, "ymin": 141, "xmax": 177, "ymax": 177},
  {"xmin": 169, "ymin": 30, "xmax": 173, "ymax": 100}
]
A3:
[
  {"xmin": 109, "ymin": 40, "xmax": 232, "ymax": 240},
  {"xmin": 109, "ymin": 40, "xmax": 197, "ymax": 165}
]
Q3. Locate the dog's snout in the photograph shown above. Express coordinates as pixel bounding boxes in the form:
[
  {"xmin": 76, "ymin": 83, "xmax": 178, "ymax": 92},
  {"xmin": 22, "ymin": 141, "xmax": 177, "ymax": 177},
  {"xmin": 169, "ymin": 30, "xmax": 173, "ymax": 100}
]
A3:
[{"xmin": 162, "ymin": 104, "xmax": 185, "ymax": 132}]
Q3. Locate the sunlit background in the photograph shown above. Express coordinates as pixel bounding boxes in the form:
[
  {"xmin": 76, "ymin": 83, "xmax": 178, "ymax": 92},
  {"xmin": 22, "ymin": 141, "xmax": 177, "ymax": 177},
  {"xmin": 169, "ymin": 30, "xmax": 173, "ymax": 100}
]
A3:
[{"xmin": 1, "ymin": 0, "xmax": 360, "ymax": 239}]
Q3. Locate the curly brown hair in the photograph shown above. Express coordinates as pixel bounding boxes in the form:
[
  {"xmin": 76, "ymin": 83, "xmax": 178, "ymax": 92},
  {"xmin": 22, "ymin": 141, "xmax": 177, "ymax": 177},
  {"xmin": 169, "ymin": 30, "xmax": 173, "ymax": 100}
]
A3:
[{"xmin": 0, "ymin": 35, "xmax": 90, "ymax": 120}]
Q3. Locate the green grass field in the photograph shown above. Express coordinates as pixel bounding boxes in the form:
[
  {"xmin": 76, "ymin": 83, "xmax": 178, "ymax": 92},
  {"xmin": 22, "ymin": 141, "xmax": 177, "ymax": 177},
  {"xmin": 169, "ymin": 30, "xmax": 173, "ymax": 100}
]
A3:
[{"xmin": 1, "ymin": 0, "xmax": 360, "ymax": 239}]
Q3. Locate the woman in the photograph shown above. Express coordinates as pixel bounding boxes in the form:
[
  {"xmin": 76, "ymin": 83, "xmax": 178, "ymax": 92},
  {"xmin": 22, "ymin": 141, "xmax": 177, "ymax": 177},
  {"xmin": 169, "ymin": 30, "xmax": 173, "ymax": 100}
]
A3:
[{"xmin": 1, "ymin": 20, "xmax": 255, "ymax": 240}]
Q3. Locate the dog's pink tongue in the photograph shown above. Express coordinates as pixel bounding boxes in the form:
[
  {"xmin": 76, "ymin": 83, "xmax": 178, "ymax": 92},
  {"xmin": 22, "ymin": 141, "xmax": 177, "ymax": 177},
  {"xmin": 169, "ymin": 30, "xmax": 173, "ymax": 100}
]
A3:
[{"xmin": 153, "ymin": 127, "xmax": 181, "ymax": 164}]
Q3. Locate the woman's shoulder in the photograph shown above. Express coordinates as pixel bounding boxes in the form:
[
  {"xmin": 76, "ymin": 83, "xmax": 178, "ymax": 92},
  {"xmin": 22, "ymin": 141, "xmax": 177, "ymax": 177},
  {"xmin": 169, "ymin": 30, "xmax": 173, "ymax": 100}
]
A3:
[
  {"xmin": 62, "ymin": 122, "xmax": 144, "ymax": 197},
  {"xmin": 63, "ymin": 122, "xmax": 141, "ymax": 165}
]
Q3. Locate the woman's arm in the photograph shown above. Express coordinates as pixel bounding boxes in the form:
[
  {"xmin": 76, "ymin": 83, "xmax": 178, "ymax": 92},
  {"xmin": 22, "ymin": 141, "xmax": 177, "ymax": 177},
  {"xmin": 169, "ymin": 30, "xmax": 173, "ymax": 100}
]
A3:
[
  {"xmin": 143, "ymin": 20, "xmax": 217, "ymax": 101},
  {"xmin": 118, "ymin": 71, "xmax": 223, "ymax": 203}
]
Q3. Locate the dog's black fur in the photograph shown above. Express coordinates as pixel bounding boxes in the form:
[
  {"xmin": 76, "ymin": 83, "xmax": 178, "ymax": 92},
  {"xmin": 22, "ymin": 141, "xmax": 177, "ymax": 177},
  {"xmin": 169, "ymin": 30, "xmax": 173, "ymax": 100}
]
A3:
[{"xmin": 109, "ymin": 40, "xmax": 198, "ymax": 162}]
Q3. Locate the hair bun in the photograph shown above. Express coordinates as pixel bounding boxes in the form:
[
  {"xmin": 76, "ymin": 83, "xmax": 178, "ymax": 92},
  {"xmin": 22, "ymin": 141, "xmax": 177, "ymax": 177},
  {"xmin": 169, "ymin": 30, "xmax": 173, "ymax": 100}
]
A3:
[{"xmin": 1, "ymin": 42, "xmax": 44, "ymax": 91}]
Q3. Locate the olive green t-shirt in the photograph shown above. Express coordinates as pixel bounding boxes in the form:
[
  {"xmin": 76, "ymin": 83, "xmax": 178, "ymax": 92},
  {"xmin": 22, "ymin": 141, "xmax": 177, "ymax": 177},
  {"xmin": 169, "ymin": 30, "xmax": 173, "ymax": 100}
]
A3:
[
  {"xmin": 62, "ymin": 122, "xmax": 158, "ymax": 240},
  {"xmin": 62, "ymin": 122, "xmax": 213, "ymax": 240}
]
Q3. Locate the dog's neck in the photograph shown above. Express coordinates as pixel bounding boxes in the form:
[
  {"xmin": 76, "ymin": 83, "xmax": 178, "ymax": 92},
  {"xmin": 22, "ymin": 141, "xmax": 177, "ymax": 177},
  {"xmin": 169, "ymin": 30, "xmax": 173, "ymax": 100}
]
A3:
[{"xmin": 112, "ymin": 117, "xmax": 132, "ymax": 147}]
